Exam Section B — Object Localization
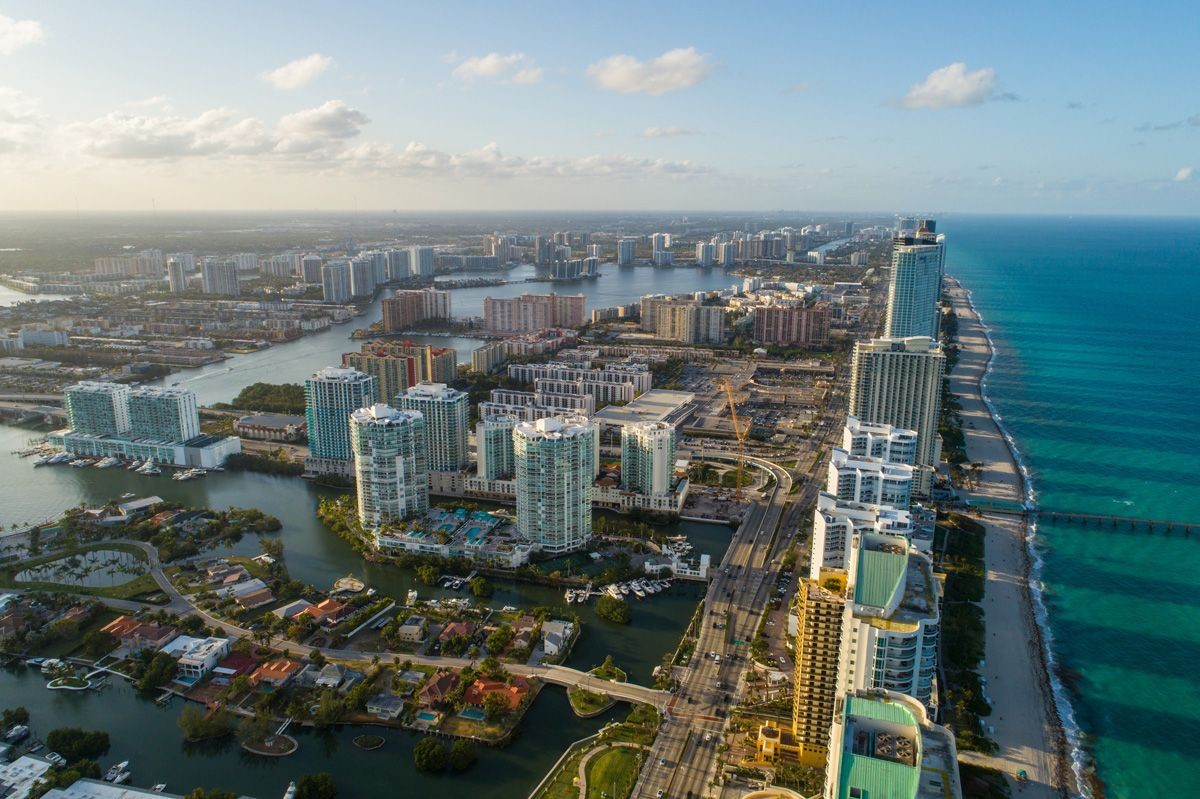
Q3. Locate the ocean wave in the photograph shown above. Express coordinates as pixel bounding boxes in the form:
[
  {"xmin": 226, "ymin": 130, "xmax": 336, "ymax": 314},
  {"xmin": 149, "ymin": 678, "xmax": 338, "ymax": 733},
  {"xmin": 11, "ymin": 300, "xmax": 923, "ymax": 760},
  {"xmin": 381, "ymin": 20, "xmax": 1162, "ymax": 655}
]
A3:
[{"xmin": 963, "ymin": 286, "xmax": 1091, "ymax": 799}]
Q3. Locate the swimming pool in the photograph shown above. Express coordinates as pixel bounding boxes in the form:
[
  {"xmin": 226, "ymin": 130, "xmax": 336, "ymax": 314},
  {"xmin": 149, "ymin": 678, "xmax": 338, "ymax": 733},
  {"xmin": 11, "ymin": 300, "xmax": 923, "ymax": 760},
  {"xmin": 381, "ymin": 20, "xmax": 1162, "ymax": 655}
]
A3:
[{"xmin": 458, "ymin": 708, "xmax": 485, "ymax": 721}]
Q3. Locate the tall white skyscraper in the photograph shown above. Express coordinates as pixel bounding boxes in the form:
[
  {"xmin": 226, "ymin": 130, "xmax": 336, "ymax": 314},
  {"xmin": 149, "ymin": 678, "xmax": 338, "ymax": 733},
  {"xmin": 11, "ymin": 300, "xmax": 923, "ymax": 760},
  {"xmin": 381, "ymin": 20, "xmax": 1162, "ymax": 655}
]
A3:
[
  {"xmin": 301, "ymin": 254, "xmax": 324, "ymax": 283},
  {"xmin": 476, "ymin": 413, "xmax": 518, "ymax": 480},
  {"xmin": 200, "ymin": 259, "xmax": 240, "ymax": 296},
  {"xmin": 398, "ymin": 382, "xmax": 469, "ymax": 472},
  {"xmin": 514, "ymin": 416, "xmax": 596, "ymax": 553},
  {"xmin": 809, "ymin": 492, "xmax": 915, "ymax": 579},
  {"xmin": 351, "ymin": 404, "xmax": 429, "ymax": 527},
  {"xmin": 885, "ymin": 221, "xmax": 945, "ymax": 339},
  {"xmin": 64, "ymin": 381, "xmax": 131, "ymax": 436},
  {"xmin": 304, "ymin": 367, "xmax": 376, "ymax": 476},
  {"xmin": 617, "ymin": 238, "xmax": 636, "ymax": 266},
  {"xmin": 620, "ymin": 421, "xmax": 677, "ymax": 495},
  {"xmin": 410, "ymin": 246, "xmax": 435, "ymax": 277},
  {"xmin": 841, "ymin": 416, "xmax": 919, "ymax": 466},
  {"xmin": 167, "ymin": 259, "xmax": 187, "ymax": 293},
  {"xmin": 694, "ymin": 241, "xmax": 716, "ymax": 267},
  {"xmin": 321, "ymin": 263, "xmax": 351, "ymax": 304},
  {"xmin": 849, "ymin": 337, "xmax": 945, "ymax": 496},
  {"xmin": 350, "ymin": 257, "xmax": 375, "ymax": 298},
  {"xmin": 128, "ymin": 387, "xmax": 200, "ymax": 442},
  {"xmin": 826, "ymin": 448, "xmax": 913, "ymax": 507}
]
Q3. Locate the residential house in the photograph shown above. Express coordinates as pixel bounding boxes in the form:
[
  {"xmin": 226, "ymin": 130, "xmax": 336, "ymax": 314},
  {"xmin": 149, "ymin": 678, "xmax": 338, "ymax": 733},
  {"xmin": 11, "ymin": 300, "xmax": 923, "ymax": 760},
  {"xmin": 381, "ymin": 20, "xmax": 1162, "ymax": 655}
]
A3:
[
  {"xmin": 100, "ymin": 615, "xmax": 178, "ymax": 653},
  {"xmin": 463, "ymin": 676, "xmax": 530, "ymax": 711},
  {"xmin": 366, "ymin": 694, "xmax": 405, "ymax": 720},
  {"xmin": 159, "ymin": 635, "xmax": 230, "ymax": 684},
  {"xmin": 438, "ymin": 620, "xmax": 476, "ymax": 643},
  {"xmin": 250, "ymin": 658, "xmax": 305, "ymax": 690},
  {"xmin": 395, "ymin": 616, "xmax": 427, "ymax": 643},
  {"xmin": 541, "ymin": 619, "xmax": 574, "ymax": 657},
  {"xmin": 313, "ymin": 663, "xmax": 364, "ymax": 693},
  {"xmin": 272, "ymin": 599, "xmax": 314, "ymax": 620},
  {"xmin": 302, "ymin": 598, "xmax": 350, "ymax": 626},
  {"xmin": 418, "ymin": 671, "xmax": 459, "ymax": 707},
  {"xmin": 210, "ymin": 652, "xmax": 257, "ymax": 686}
]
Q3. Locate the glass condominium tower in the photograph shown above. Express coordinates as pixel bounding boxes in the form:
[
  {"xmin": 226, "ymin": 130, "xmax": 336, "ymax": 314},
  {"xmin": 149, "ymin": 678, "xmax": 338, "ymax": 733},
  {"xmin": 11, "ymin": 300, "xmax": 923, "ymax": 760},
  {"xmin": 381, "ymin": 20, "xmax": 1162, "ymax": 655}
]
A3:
[
  {"xmin": 885, "ymin": 220, "xmax": 945, "ymax": 339},
  {"xmin": 350, "ymin": 404, "xmax": 428, "ymax": 527},
  {"xmin": 513, "ymin": 416, "xmax": 596, "ymax": 554}
]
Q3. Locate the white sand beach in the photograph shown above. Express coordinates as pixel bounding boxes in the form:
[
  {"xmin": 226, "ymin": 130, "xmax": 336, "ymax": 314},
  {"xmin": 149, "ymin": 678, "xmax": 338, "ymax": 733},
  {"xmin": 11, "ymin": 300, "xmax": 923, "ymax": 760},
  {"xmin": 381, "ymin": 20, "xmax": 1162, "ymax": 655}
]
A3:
[{"xmin": 944, "ymin": 279, "xmax": 1072, "ymax": 799}]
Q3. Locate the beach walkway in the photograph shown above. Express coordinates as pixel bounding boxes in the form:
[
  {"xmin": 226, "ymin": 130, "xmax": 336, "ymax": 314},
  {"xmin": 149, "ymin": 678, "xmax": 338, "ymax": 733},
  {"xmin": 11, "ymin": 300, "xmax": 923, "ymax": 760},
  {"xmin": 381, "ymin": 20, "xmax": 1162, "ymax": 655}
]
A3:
[{"xmin": 944, "ymin": 280, "xmax": 1071, "ymax": 799}]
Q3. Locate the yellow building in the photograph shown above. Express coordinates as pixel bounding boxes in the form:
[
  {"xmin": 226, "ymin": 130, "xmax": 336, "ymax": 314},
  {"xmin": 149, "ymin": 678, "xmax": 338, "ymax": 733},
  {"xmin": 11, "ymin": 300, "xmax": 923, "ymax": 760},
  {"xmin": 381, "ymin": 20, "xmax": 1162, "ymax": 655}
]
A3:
[{"xmin": 758, "ymin": 569, "xmax": 847, "ymax": 766}]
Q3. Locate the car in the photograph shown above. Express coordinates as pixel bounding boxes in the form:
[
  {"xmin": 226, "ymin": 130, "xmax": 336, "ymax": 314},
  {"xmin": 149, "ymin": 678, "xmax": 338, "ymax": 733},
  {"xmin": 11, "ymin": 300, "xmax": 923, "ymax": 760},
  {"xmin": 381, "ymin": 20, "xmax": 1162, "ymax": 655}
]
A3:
[
  {"xmin": 704, "ymin": 732, "xmax": 713, "ymax": 742},
  {"xmin": 657, "ymin": 792, "xmax": 665, "ymax": 799},
  {"xmin": 660, "ymin": 757, "xmax": 667, "ymax": 766}
]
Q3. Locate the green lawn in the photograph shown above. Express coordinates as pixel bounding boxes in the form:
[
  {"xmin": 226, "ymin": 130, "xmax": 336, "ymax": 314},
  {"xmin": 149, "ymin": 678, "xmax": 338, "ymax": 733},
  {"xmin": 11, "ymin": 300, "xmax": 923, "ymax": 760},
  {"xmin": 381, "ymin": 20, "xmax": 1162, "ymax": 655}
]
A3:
[
  {"xmin": 585, "ymin": 746, "xmax": 641, "ymax": 799},
  {"xmin": 568, "ymin": 687, "xmax": 613, "ymax": 716},
  {"xmin": 0, "ymin": 542, "xmax": 161, "ymax": 602}
]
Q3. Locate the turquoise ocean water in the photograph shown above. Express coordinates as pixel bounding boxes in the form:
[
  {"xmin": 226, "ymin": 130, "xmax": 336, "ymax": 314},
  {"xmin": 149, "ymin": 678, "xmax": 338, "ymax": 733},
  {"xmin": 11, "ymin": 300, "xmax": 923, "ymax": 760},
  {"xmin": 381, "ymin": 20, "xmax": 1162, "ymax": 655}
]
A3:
[{"xmin": 946, "ymin": 215, "xmax": 1200, "ymax": 798}]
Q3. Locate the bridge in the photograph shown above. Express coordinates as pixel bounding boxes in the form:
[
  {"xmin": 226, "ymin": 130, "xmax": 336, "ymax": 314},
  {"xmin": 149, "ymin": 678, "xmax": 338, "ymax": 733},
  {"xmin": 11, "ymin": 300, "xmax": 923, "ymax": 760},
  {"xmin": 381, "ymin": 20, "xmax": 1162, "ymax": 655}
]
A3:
[{"xmin": 961, "ymin": 503, "xmax": 1200, "ymax": 535}]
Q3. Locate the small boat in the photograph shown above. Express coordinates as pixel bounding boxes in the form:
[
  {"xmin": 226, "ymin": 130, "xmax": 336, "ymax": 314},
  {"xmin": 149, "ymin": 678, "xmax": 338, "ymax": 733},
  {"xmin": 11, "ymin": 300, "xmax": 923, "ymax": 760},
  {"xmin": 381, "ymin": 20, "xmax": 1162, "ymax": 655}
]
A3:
[
  {"xmin": 4, "ymin": 725, "xmax": 29, "ymax": 743},
  {"xmin": 152, "ymin": 785, "xmax": 167, "ymax": 793},
  {"xmin": 32, "ymin": 455, "xmax": 51, "ymax": 467},
  {"xmin": 94, "ymin": 456, "xmax": 121, "ymax": 469},
  {"xmin": 619, "ymin": 583, "xmax": 630, "ymax": 596},
  {"xmin": 45, "ymin": 752, "xmax": 65, "ymax": 767},
  {"xmin": 127, "ymin": 460, "xmax": 143, "ymax": 470},
  {"xmin": 41, "ymin": 658, "xmax": 65, "ymax": 675},
  {"xmin": 564, "ymin": 589, "xmax": 575, "ymax": 603},
  {"xmin": 120, "ymin": 492, "xmax": 136, "ymax": 500},
  {"xmin": 105, "ymin": 761, "xmax": 130, "ymax": 782},
  {"xmin": 27, "ymin": 657, "xmax": 45, "ymax": 668},
  {"xmin": 138, "ymin": 460, "xmax": 161, "ymax": 475},
  {"xmin": 70, "ymin": 459, "xmax": 91, "ymax": 468},
  {"xmin": 112, "ymin": 770, "xmax": 131, "ymax": 785},
  {"xmin": 630, "ymin": 583, "xmax": 646, "ymax": 599}
]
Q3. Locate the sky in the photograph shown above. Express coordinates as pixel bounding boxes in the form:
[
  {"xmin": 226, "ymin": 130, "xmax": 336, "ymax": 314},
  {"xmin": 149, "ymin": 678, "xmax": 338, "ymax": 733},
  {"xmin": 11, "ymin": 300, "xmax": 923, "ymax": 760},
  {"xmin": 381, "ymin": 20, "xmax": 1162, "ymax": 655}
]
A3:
[{"xmin": 0, "ymin": 0, "xmax": 1197, "ymax": 214}]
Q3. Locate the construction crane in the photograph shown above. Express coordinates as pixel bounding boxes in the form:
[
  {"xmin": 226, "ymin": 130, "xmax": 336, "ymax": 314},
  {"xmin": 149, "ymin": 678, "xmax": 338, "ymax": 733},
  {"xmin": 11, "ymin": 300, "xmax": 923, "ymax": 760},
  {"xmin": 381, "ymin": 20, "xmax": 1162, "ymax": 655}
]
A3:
[{"xmin": 721, "ymin": 380, "xmax": 751, "ymax": 502}]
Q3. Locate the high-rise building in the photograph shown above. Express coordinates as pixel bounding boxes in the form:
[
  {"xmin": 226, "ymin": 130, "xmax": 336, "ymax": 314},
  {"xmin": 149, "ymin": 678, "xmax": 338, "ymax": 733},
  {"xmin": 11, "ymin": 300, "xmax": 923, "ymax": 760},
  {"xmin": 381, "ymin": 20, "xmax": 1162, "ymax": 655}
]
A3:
[
  {"xmin": 128, "ymin": 387, "xmax": 200, "ymax": 442},
  {"xmin": 476, "ymin": 413, "xmax": 518, "ymax": 480},
  {"xmin": 351, "ymin": 404, "xmax": 428, "ymax": 527},
  {"xmin": 64, "ymin": 381, "xmax": 131, "ymax": 435},
  {"xmin": 752, "ymin": 305, "xmax": 831, "ymax": 347},
  {"xmin": 167, "ymin": 259, "xmax": 187, "ymax": 293},
  {"xmin": 231, "ymin": 253, "xmax": 258, "ymax": 273},
  {"xmin": 342, "ymin": 341, "xmax": 456, "ymax": 402},
  {"xmin": 483, "ymin": 293, "xmax": 586, "ymax": 332},
  {"xmin": 620, "ymin": 421, "xmax": 676, "ymax": 495},
  {"xmin": 321, "ymin": 263, "xmax": 351, "ymax": 304},
  {"xmin": 837, "ymin": 533, "xmax": 941, "ymax": 712},
  {"xmin": 827, "ymin": 448, "xmax": 913, "ymax": 507},
  {"xmin": 513, "ymin": 416, "xmax": 596, "ymax": 553},
  {"xmin": 200, "ymin": 260, "xmax": 240, "ymax": 296},
  {"xmin": 809, "ymin": 492, "xmax": 915, "ymax": 579},
  {"xmin": 885, "ymin": 222, "xmax": 945, "ymax": 339},
  {"xmin": 304, "ymin": 367, "xmax": 376, "ymax": 476},
  {"xmin": 617, "ymin": 238, "xmax": 636, "ymax": 266},
  {"xmin": 301, "ymin": 254, "xmax": 324, "ymax": 283},
  {"xmin": 381, "ymin": 289, "xmax": 451, "ymax": 331},
  {"xmin": 717, "ymin": 241, "xmax": 737, "ymax": 266},
  {"xmin": 822, "ymin": 691, "xmax": 962, "ymax": 799},
  {"xmin": 757, "ymin": 571, "xmax": 847, "ymax": 766},
  {"xmin": 350, "ymin": 257, "xmax": 375, "ymax": 299},
  {"xmin": 654, "ymin": 302, "xmax": 725, "ymax": 344},
  {"xmin": 385, "ymin": 249, "xmax": 411, "ymax": 281},
  {"xmin": 410, "ymin": 246, "xmax": 435, "ymax": 277},
  {"xmin": 398, "ymin": 382, "xmax": 469, "ymax": 472},
  {"xmin": 694, "ymin": 241, "xmax": 716, "ymax": 267},
  {"xmin": 841, "ymin": 416, "xmax": 919, "ymax": 466},
  {"xmin": 849, "ymin": 337, "xmax": 944, "ymax": 496}
]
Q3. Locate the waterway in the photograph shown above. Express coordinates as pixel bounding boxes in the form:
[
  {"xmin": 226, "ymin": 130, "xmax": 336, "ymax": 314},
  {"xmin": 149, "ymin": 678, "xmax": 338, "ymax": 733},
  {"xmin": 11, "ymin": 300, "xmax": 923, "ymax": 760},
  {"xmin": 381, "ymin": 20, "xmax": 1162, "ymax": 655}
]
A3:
[
  {"xmin": 125, "ymin": 263, "xmax": 739, "ymax": 406},
  {"xmin": 0, "ymin": 665, "xmax": 622, "ymax": 799}
]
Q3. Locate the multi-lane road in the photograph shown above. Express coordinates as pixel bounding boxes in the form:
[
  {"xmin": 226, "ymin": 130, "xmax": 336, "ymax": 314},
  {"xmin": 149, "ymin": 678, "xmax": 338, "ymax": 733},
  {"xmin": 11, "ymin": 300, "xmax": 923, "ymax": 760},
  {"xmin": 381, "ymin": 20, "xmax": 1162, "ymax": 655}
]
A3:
[{"xmin": 632, "ymin": 368, "xmax": 850, "ymax": 799}]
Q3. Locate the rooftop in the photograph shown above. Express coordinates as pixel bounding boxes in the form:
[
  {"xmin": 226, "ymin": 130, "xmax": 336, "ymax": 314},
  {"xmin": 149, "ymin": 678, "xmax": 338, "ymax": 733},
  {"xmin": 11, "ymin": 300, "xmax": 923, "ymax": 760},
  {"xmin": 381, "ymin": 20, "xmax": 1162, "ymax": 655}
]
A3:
[{"xmin": 593, "ymin": 388, "xmax": 696, "ymax": 428}]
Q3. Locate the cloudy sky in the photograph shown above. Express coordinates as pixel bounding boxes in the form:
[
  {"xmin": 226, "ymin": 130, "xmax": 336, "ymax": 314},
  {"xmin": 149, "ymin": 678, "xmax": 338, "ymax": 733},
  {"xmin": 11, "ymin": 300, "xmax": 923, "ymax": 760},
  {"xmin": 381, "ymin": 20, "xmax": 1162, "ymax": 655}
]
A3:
[{"xmin": 0, "ymin": 1, "xmax": 1196, "ymax": 213}]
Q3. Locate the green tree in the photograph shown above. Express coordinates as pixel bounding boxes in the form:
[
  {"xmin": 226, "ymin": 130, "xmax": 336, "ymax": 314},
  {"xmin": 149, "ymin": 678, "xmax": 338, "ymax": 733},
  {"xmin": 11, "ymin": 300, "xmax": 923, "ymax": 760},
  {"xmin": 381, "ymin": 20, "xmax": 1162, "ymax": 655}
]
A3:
[
  {"xmin": 416, "ymin": 564, "xmax": 440, "ymax": 585},
  {"xmin": 413, "ymin": 737, "xmax": 448, "ymax": 773},
  {"xmin": 596, "ymin": 594, "xmax": 631, "ymax": 625},
  {"xmin": 448, "ymin": 739, "xmax": 477, "ymax": 772},
  {"xmin": 1, "ymin": 707, "xmax": 30, "ymax": 728},
  {"xmin": 236, "ymin": 708, "xmax": 273, "ymax": 745},
  {"xmin": 136, "ymin": 652, "xmax": 179, "ymax": 692},
  {"xmin": 44, "ymin": 728, "xmax": 109, "ymax": 763},
  {"xmin": 295, "ymin": 773, "xmax": 338, "ymax": 799},
  {"xmin": 468, "ymin": 576, "xmax": 493, "ymax": 597},
  {"xmin": 184, "ymin": 789, "xmax": 238, "ymax": 799},
  {"xmin": 81, "ymin": 630, "xmax": 117, "ymax": 658},
  {"xmin": 177, "ymin": 704, "xmax": 235, "ymax": 741},
  {"xmin": 482, "ymin": 692, "xmax": 510, "ymax": 720}
]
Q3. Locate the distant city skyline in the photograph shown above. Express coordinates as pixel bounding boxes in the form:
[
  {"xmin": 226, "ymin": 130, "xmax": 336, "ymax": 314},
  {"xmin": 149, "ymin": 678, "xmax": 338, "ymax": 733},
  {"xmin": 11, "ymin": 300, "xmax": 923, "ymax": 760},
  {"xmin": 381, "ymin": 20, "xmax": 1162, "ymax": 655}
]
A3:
[{"xmin": 0, "ymin": 1, "xmax": 1196, "ymax": 214}]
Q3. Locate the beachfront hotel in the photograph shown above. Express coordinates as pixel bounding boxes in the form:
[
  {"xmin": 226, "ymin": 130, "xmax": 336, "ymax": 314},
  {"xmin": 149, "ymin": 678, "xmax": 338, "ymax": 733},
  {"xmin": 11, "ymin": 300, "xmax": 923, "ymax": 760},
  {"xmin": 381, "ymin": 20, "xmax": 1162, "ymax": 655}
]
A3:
[
  {"xmin": 398, "ymin": 382, "xmax": 470, "ymax": 472},
  {"xmin": 885, "ymin": 221, "xmax": 945, "ymax": 340},
  {"xmin": 513, "ymin": 416, "xmax": 597, "ymax": 554},
  {"xmin": 350, "ymin": 404, "xmax": 429, "ymax": 527},
  {"xmin": 809, "ymin": 492, "xmax": 918, "ymax": 580},
  {"xmin": 304, "ymin": 366, "xmax": 377, "ymax": 477},
  {"xmin": 822, "ymin": 690, "xmax": 962, "ymax": 799},
  {"xmin": 827, "ymin": 447, "xmax": 914, "ymax": 507},
  {"xmin": 836, "ymin": 533, "xmax": 942, "ymax": 713},
  {"xmin": 757, "ymin": 571, "xmax": 847, "ymax": 767},
  {"xmin": 849, "ymin": 337, "xmax": 945, "ymax": 496},
  {"xmin": 842, "ymin": 416, "xmax": 919, "ymax": 466}
]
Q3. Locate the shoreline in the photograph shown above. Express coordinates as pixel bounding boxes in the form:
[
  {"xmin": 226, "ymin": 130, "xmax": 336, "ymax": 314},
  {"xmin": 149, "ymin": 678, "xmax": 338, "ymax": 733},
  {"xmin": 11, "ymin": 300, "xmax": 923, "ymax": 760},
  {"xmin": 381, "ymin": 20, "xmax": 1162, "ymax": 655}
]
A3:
[{"xmin": 943, "ymin": 277, "xmax": 1082, "ymax": 798}]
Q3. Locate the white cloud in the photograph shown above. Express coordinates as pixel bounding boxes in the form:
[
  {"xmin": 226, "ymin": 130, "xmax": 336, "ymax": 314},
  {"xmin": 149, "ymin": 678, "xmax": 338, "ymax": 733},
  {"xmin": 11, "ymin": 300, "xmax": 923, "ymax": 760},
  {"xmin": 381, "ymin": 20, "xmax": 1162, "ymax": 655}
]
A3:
[
  {"xmin": 642, "ymin": 126, "xmax": 699, "ymax": 138},
  {"xmin": 275, "ymin": 100, "xmax": 369, "ymax": 153},
  {"xmin": 453, "ymin": 52, "xmax": 541, "ymax": 84},
  {"xmin": 0, "ymin": 87, "xmax": 44, "ymax": 153},
  {"xmin": 126, "ymin": 95, "xmax": 171, "ymax": 109},
  {"xmin": 1175, "ymin": 166, "xmax": 1195, "ymax": 182},
  {"xmin": 586, "ymin": 47, "xmax": 711, "ymax": 95},
  {"xmin": 901, "ymin": 62, "xmax": 1007, "ymax": 109},
  {"xmin": 0, "ymin": 12, "xmax": 44, "ymax": 55},
  {"xmin": 261, "ymin": 54, "xmax": 334, "ymax": 90}
]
